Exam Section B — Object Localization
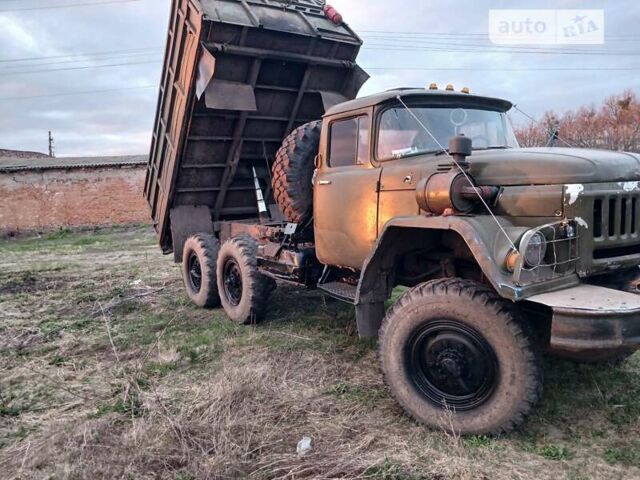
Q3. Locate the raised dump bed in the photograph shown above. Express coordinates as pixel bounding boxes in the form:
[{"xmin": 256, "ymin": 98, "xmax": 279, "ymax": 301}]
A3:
[{"xmin": 145, "ymin": 0, "xmax": 368, "ymax": 254}]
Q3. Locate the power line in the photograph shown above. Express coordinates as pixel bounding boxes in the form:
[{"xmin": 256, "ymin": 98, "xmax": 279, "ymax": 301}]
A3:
[
  {"xmin": 0, "ymin": 42, "xmax": 631, "ymax": 79},
  {"xmin": 0, "ymin": 47, "xmax": 162, "ymax": 63},
  {"xmin": 364, "ymin": 40, "xmax": 638, "ymax": 55},
  {"xmin": 0, "ymin": 0, "xmax": 140, "ymax": 12},
  {"xmin": 0, "ymin": 84, "xmax": 156, "ymax": 101},
  {"xmin": 363, "ymin": 44, "xmax": 640, "ymax": 57},
  {"xmin": 0, "ymin": 49, "xmax": 633, "ymax": 78},
  {"xmin": 360, "ymin": 30, "xmax": 640, "ymax": 40},
  {"xmin": 0, "ymin": 54, "xmax": 634, "ymax": 79},
  {"xmin": 364, "ymin": 66, "xmax": 640, "ymax": 71},
  {"xmin": 511, "ymin": 105, "xmax": 575, "ymax": 148},
  {"xmin": 0, "ymin": 59, "xmax": 160, "ymax": 76},
  {"xmin": 1, "ymin": 52, "xmax": 162, "ymax": 71},
  {"xmin": 362, "ymin": 38, "xmax": 639, "ymax": 56}
]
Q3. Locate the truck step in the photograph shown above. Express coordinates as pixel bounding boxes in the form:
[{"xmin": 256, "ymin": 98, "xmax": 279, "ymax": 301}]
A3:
[{"xmin": 318, "ymin": 281, "xmax": 357, "ymax": 303}]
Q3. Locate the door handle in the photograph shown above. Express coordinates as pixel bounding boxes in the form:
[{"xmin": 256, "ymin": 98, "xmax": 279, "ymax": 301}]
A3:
[
  {"xmin": 317, "ymin": 180, "xmax": 332, "ymax": 185},
  {"xmin": 404, "ymin": 175, "xmax": 413, "ymax": 184}
]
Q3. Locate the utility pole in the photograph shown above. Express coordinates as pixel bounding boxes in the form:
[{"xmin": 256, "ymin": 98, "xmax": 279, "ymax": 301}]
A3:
[
  {"xmin": 48, "ymin": 131, "xmax": 55, "ymax": 158},
  {"xmin": 545, "ymin": 118, "xmax": 559, "ymax": 148}
]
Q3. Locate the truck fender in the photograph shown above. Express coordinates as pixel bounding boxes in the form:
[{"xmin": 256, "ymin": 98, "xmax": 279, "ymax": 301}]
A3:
[{"xmin": 353, "ymin": 215, "xmax": 518, "ymax": 338}]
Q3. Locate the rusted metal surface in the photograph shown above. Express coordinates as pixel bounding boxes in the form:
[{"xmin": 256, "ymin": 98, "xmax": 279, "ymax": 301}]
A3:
[
  {"xmin": 169, "ymin": 205, "xmax": 215, "ymax": 262},
  {"xmin": 217, "ymin": 220, "xmax": 282, "ymax": 245},
  {"xmin": 145, "ymin": 0, "xmax": 368, "ymax": 254},
  {"xmin": 145, "ymin": 0, "xmax": 203, "ymax": 254},
  {"xmin": 528, "ymin": 284, "xmax": 640, "ymax": 359},
  {"xmin": 529, "ymin": 283, "xmax": 640, "ymax": 312}
]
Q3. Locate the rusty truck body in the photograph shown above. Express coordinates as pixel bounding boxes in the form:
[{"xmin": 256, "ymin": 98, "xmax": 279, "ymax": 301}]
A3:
[
  {"xmin": 145, "ymin": 0, "xmax": 367, "ymax": 257},
  {"xmin": 145, "ymin": 0, "xmax": 640, "ymax": 435}
]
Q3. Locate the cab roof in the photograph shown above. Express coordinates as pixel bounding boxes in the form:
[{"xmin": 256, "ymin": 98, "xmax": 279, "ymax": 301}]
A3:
[{"xmin": 324, "ymin": 88, "xmax": 514, "ymax": 117}]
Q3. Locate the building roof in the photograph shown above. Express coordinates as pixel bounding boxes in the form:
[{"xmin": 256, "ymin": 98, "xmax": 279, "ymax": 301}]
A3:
[
  {"xmin": 324, "ymin": 88, "xmax": 514, "ymax": 117},
  {"xmin": 0, "ymin": 155, "xmax": 148, "ymax": 173},
  {"xmin": 0, "ymin": 148, "xmax": 49, "ymax": 159}
]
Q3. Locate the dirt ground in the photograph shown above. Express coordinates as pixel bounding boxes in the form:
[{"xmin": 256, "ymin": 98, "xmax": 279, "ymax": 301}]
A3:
[{"xmin": 1, "ymin": 226, "xmax": 639, "ymax": 480}]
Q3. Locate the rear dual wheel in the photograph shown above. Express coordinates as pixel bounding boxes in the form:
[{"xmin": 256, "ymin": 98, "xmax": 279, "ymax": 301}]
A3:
[
  {"xmin": 182, "ymin": 234, "xmax": 221, "ymax": 308},
  {"xmin": 181, "ymin": 234, "xmax": 275, "ymax": 324},
  {"xmin": 216, "ymin": 235, "xmax": 276, "ymax": 324}
]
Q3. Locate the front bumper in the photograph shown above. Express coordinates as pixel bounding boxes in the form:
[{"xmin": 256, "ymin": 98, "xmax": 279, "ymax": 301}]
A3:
[{"xmin": 528, "ymin": 284, "xmax": 640, "ymax": 361}]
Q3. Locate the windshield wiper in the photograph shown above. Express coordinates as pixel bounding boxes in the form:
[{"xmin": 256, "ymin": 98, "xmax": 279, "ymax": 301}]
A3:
[
  {"xmin": 391, "ymin": 148, "xmax": 453, "ymax": 159},
  {"xmin": 475, "ymin": 146, "xmax": 509, "ymax": 151}
]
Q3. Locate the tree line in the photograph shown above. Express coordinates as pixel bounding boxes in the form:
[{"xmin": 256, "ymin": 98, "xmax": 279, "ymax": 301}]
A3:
[{"xmin": 512, "ymin": 90, "xmax": 640, "ymax": 152}]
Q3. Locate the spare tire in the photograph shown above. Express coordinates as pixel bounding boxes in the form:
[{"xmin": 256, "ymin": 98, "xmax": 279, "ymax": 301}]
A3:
[{"xmin": 272, "ymin": 120, "xmax": 322, "ymax": 223}]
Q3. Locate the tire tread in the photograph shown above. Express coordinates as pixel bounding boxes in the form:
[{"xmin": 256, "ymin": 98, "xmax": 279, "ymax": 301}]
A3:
[
  {"xmin": 182, "ymin": 234, "xmax": 220, "ymax": 308},
  {"xmin": 272, "ymin": 121, "xmax": 322, "ymax": 223},
  {"xmin": 379, "ymin": 278, "xmax": 542, "ymax": 435},
  {"xmin": 217, "ymin": 235, "xmax": 275, "ymax": 324}
]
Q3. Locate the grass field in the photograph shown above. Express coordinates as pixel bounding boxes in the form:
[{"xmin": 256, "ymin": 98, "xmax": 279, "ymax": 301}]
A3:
[{"xmin": 1, "ymin": 226, "xmax": 640, "ymax": 479}]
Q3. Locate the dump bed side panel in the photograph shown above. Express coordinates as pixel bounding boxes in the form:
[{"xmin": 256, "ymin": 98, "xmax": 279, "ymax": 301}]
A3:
[
  {"xmin": 145, "ymin": 0, "xmax": 367, "ymax": 253},
  {"xmin": 145, "ymin": 0, "xmax": 203, "ymax": 253}
]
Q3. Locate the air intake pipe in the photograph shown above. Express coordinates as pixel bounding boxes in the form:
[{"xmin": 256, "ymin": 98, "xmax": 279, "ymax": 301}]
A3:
[{"xmin": 416, "ymin": 136, "xmax": 498, "ymax": 215}]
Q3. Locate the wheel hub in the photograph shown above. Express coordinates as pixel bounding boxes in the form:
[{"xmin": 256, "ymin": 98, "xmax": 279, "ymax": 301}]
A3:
[
  {"xmin": 407, "ymin": 320, "xmax": 499, "ymax": 411},
  {"xmin": 188, "ymin": 252, "xmax": 202, "ymax": 293},
  {"xmin": 223, "ymin": 258, "xmax": 243, "ymax": 306}
]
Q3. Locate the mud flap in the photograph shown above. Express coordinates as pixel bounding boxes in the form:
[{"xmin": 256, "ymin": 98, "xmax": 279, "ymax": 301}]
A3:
[
  {"xmin": 170, "ymin": 206, "xmax": 214, "ymax": 263},
  {"xmin": 355, "ymin": 302, "xmax": 385, "ymax": 338}
]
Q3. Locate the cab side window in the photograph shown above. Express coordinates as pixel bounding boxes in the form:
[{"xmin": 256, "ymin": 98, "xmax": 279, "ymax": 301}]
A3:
[{"xmin": 329, "ymin": 115, "xmax": 369, "ymax": 167}]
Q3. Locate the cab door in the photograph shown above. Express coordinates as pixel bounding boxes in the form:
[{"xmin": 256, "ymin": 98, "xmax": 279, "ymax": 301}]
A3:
[
  {"xmin": 377, "ymin": 156, "xmax": 426, "ymax": 232},
  {"xmin": 314, "ymin": 111, "xmax": 382, "ymax": 269}
]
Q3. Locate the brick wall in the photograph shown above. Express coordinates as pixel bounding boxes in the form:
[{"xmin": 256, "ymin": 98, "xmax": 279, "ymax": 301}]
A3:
[{"xmin": 0, "ymin": 165, "xmax": 150, "ymax": 234}]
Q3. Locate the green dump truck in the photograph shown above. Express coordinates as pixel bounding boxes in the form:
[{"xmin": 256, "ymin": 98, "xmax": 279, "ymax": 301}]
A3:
[{"xmin": 146, "ymin": 0, "xmax": 640, "ymax": 434}]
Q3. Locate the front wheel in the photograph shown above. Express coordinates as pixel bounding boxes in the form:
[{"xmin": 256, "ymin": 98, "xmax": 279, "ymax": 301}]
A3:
[
  {"xmin": 216, "ymin": 235, "xmax": 276, "ymax": 324},
  {"xmin": 379, "ymin": 278, "xmax": 542, "ymax": 435}
]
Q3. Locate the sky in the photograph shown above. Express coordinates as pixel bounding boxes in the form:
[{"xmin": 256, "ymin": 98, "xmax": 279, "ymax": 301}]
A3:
[{"xmin": 0, "ymin": 0, "xmax": 638, "ymax": 157}]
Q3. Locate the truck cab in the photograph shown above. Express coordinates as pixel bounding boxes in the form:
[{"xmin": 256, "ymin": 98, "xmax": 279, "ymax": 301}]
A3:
[{"xmin": 314, "ymin": 88, "xmax": 517, "ymax": 269}]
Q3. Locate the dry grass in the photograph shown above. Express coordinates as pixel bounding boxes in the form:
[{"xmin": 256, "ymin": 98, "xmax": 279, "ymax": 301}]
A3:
[{"xmin": 1, "ymin": 226, "xmax": 639, "ymax": 479}]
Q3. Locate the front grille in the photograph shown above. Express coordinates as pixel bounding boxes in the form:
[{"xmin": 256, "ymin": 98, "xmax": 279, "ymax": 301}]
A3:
[
  {"xmin": 593, "ymin": 195, "xmax": 640, "ymax": 242},
  {"xmin": 594, "ymin": 243, "xmax": 640, "ymax": 259},
  {"xmin": 564, "ymin": 183, "xmax": 640, "ymax": 274}
]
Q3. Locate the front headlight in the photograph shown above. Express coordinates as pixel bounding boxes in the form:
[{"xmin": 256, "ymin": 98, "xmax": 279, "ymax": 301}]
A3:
[
  {"xmin": 509, "ymin": 221, "xmax": 579, "ymax": 285},
  {"xmin": 522, "ymin": 231, "xmax": 547, "ymax": 267}
]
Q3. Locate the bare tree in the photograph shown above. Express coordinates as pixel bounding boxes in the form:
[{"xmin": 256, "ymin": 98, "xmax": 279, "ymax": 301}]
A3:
[{"xmin": 513, "ymin": 90, "xmax": 640, "ymax": 152}]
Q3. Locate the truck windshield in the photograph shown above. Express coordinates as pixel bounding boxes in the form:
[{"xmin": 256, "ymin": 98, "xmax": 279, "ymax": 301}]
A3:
[{"xmin": 377, "ymin": 106, "xmax": 519, "ymax": 160}]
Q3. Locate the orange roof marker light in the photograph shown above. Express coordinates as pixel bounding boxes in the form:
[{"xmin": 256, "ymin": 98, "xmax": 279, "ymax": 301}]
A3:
[
  {"xmin": 429, "ymin": 83, "xmax": 438, "ymax": 90},
  {"xmin": 461, "ymin": 87, "xmax": 470, "ymax": 94},
  {"xmin": 445, "ymin": 84, "xmax": 455, "ymax": 91}
]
